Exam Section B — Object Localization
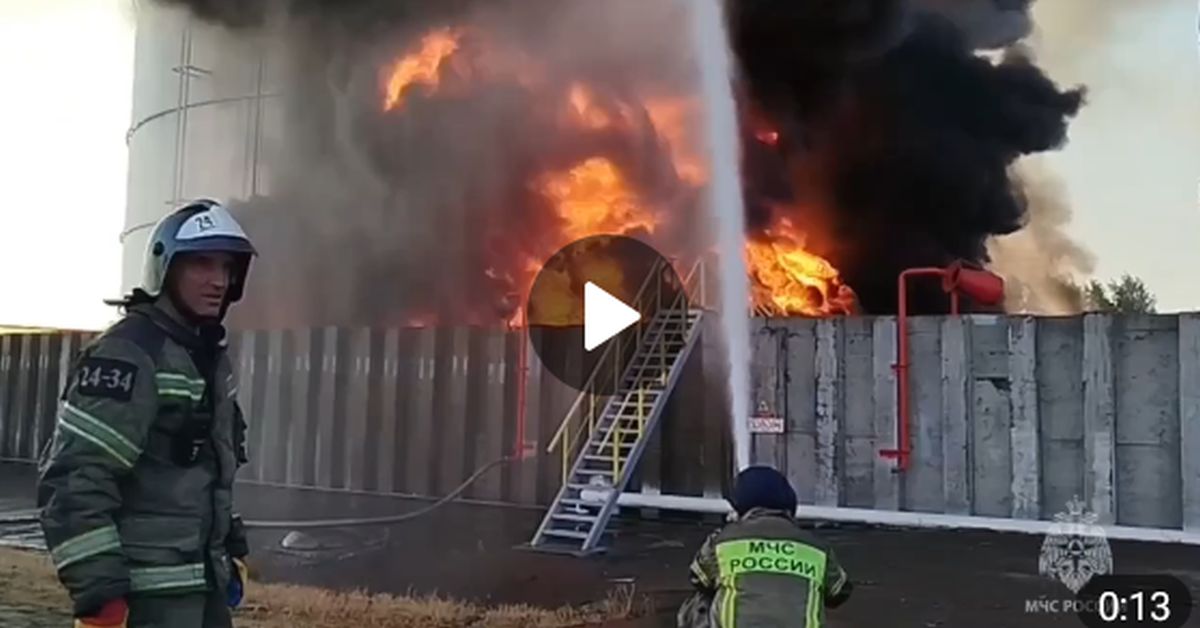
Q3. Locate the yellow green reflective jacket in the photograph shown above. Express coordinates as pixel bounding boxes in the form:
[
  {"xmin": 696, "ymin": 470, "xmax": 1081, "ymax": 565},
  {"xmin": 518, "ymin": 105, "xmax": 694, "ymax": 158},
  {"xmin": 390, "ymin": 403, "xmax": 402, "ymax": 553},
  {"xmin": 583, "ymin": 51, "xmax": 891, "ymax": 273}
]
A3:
[{"xmin": 688, "ymin": 508, "xmax": 851, "ymax": 628}]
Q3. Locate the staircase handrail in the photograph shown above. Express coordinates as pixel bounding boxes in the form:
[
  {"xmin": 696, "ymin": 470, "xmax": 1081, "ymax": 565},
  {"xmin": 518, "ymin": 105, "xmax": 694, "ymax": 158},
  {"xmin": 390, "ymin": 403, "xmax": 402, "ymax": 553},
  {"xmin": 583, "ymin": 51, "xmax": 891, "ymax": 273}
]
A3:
[
  {"xmin": 545, "ymin": 256, "xmax": 669, "ymax": 455},
  {"xmin": 588, "ymin": 258, "xmax": 704, "ymax": 467}
]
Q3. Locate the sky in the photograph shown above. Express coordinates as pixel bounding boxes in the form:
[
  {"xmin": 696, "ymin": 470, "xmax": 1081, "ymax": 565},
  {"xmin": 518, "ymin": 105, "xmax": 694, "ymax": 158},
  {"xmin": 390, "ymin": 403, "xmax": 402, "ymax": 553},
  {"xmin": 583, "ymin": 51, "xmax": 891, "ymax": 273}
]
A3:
[
  {"xmin": 1024, "ymin": 0, "xmax": 1200, "ymax": 313},
  {"xmin": 0, "ymin": 0, "xmax": 1195, "ymax": 329},
  {"xmin": 0, "ymin": 0, "xmax": 133, "ymax": 330}
]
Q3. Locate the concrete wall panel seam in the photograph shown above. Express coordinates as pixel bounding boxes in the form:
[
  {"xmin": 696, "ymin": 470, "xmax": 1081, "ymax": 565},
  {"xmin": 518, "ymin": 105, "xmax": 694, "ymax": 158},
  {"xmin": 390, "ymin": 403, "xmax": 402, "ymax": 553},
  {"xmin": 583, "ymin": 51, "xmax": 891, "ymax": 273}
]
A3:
[
  {"xmin": 783, "ymin": 319, "xmax": 817, "ymax": 505},
  {"xmin": 872, "ymin": 317, "xmax": 901, "ymax": 510},
  {"xmin": 1083, "ymin": 314, "xmax": 1117, "ymax": 525},
  {"xmin": 1009, "ymin": 316, "xmax": 1040, "ymax": 520},
  {"xmin": 1179, "ymin": 314, "xmax": 1200, "ymax": 531},
  {"xmin": 941, "ymin": 316, "xmax": 971, "ymax": 515},
  {"xmin": 815, "ymin": 319, "xmax": 841, "ymax": 507}
]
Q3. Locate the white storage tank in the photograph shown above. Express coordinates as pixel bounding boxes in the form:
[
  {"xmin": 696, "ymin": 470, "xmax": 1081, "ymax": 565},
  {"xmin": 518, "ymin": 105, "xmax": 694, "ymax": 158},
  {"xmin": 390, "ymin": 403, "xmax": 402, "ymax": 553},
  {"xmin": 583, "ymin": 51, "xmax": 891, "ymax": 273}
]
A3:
[{"xmin": 121, "ymin": 3, "xmax": 277, "ymax": 295}]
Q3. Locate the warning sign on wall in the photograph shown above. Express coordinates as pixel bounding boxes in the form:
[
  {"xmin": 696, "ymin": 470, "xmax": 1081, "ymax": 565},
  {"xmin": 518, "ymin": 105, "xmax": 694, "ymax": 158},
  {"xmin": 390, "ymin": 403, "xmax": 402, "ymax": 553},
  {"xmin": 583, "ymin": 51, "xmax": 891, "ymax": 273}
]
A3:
[{"xmin": 749, "ymin": 416, "xmax": 785, "ymax": 434}]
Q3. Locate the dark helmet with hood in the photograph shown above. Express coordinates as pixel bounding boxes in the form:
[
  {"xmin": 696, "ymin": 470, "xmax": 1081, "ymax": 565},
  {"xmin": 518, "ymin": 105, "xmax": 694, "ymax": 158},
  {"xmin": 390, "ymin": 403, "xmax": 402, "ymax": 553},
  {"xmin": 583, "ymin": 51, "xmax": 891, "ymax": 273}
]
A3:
[
  {"xmin": 730, "ymin": 465, "xmax": 798, "ymax": 517},
  {"xmin": 111, "ymin": 199, "xmax": 257, "ymax": 319}
]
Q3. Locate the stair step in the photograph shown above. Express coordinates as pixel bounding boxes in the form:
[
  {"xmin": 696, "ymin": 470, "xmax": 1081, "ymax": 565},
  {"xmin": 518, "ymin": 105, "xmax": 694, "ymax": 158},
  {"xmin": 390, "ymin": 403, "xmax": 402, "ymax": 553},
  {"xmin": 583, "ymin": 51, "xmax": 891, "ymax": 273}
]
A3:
[
  {"xmin": 567, "ymin": 482, "xmax": 619, "ymax": 491},
  {"xmin": 613, "ymin": 395, "xmax": 663, "ymax": 402},
  {"xmin": 615, "ymin": 389, "xmax": 663, "ymax": 397},
  {"xmin": 550, "ymin": 512, "xmax": 599, "ymax": 523},
  {"xmin": 559, "ymin": 498, "xmax": 604, "ymax": 508},
  {"xmin": 590, "ymin": 439, "xmax": 636, "ymax": 447},
  {"xmin": 613, "ymin": 401, "xmax": 659, "ymax": 408},
  {"xmin": 620, "ymin": 379, "xmax": 667, "ymax": 388},
  {"xmin": 609, "ymin": 405, "xmax": 659, "ymax": 414},
  {"xmin": 625, "ymin": 366, "xmax": 674, "ymax": 373},
  {"xmin": 589, "ymin": 432, "xmax": 639, "ymax": 442},
  {"xmin": 583, "ymin": 454, "xmax": 626, "ymax": 462},
  {"xmin": 592, "ymin": 424, "xmax": 641, "ymax": 437},
  {"xmin": 573, "ymin": 466, "xmax": 616, "ymax": 476},
  {"xmin": 615, "ymin": 393, "xmax": 664, "ymax": 401},
  {"xmin": 629, "ymin": 359, "xmax": 677, "ymax": 366},
  {"xmin": 541, "ymin": 529, "xmax": 590, "ymax": 540},
  {"xmin": 588, "ymin": 451, "xmax": 633, "ymax": 460},
  {"xmin": 627, "ymin": 366, "xmax": 677, "ymax": 373},
  {"xmin": 589, "ymin": 441, "xmax": 636, "ymax": 450},
  {"xmin": 580, "ymin": 452, "xmax": 625, "ymax": 462},
  {"xmin": 578, "ymin": 466, "xmax": 622, "ymax": 476}
]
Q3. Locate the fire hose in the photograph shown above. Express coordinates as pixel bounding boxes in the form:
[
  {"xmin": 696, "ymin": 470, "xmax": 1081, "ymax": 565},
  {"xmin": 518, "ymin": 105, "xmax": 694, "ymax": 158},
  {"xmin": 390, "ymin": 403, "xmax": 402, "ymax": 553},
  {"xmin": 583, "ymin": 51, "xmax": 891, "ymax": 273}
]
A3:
[
  {"xmin": 0, "ymin": 456, "xmax": 516, "ymax": 530},
  {"xmin": 240, "ymin": 455, "xmax": 515, "ymax": 529}
]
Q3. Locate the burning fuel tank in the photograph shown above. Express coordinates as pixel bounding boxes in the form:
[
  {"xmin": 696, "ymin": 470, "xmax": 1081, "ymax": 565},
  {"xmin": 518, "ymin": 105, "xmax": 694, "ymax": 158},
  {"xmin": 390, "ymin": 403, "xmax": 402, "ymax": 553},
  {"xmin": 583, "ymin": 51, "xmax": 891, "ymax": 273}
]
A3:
[{"xmin": 122, "ymin": 1, "xmax": 1082, "ymax": 329}]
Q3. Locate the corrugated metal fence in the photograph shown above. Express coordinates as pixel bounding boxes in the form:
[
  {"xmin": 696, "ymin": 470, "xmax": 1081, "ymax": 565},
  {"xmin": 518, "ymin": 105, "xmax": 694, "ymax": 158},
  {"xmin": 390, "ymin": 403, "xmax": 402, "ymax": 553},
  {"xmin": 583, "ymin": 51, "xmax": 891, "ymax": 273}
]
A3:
[
  {"xmin": 0, "ymin": 332, "xmax": 97, "ymax": 463},
  {"xmin": 0, "ymin": 320, "xmax": 732, "ymax": 506}
]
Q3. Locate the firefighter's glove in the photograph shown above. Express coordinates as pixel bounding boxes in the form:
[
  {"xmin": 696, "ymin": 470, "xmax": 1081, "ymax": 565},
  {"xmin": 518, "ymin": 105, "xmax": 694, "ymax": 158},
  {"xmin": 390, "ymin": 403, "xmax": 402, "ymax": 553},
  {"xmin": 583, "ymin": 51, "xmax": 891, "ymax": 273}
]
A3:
[
  {"xmin": 74, "ymin": 598, "xmax": 127, "ymax": 628},
  {"xmin": 227, "ymin": 556, "xmax": 249, "ymax": 608}
]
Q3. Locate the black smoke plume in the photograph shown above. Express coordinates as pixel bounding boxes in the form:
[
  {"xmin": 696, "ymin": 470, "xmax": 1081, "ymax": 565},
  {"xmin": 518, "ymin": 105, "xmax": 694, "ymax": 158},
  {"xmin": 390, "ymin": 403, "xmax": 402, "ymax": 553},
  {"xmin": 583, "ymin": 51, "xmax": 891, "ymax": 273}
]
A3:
[
  {"xmin": 148, "ymin": 0, "xmax": 1084, "ymax": 322},
  {"xmin": 731, "ymin": 0, "xmax": 1084, "ymax": 313}
]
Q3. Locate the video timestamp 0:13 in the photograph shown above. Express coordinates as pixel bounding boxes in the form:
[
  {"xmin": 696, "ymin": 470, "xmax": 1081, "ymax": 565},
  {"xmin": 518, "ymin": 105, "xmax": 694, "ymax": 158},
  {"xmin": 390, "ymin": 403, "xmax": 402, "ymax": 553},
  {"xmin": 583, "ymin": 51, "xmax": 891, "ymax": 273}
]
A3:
[{"xmin": 1073, "ymin": 574, "xmax": 1193, "ymax": 627}]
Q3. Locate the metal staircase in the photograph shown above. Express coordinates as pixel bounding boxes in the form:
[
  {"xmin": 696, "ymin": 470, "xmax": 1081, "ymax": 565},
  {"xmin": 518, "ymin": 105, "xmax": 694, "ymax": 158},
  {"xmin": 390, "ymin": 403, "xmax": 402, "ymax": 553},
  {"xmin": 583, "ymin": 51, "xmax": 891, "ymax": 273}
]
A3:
[{"xmin": 527, "ymin": 258, "xmax": 706, "ymax": 555}]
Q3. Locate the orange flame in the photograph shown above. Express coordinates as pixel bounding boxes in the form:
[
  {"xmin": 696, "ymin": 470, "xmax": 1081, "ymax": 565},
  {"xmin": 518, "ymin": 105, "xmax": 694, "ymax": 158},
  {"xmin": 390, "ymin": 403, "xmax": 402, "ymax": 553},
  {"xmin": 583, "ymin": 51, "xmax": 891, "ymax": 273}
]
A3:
[
  {"xmin": 540, "ymin": 157, "xmax": 659, "ymax": 242},
  {"xmin": 645, "ymin": 98, "xmax": 707, "ymax": 185},
  {"xmin": 755, "ymin": 129, "xmax": 779, "ymax": 146},
  {"xmin": 384, "ymin": 28, "xmax": 462, "ymax": 111},
  {"xmin": 381, "ymin": 27, "xmax": 858, "ymax": 326},
  {"xmin": 517, "ymin": 157, "xmax": 661, "ymax": 326},
  {"xmin": 746, "ymin": 218, "xmax": 856, "ymax": 316},
  {"xmin": 568, "ymin": 84, "xmax": 615, "ymax": 130}
]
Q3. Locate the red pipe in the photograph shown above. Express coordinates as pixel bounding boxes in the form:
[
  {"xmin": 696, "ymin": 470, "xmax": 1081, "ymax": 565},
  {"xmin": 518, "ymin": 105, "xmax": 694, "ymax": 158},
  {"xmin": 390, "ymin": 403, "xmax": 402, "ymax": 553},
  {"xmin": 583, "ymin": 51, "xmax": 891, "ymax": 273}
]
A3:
[
  {"xmin": 512, "ymin": 307, "xmax": 529, "ymax": 459},
  {"xmin": 879, "ymin": 267, "xmax": 959, "ymax": 472}
]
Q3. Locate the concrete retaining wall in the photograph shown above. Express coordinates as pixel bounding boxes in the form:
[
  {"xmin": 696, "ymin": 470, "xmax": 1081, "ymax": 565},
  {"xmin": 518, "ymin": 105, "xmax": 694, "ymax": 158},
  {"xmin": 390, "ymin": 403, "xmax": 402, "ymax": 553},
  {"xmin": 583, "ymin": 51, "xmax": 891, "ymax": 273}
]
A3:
[
  {"xmin": 2, "ymin": 313, "xmax": 1198, "ymax": 533},
  {"xmin": 745, "ymin": 313, "xmax": 1200, "ymax": 531}
]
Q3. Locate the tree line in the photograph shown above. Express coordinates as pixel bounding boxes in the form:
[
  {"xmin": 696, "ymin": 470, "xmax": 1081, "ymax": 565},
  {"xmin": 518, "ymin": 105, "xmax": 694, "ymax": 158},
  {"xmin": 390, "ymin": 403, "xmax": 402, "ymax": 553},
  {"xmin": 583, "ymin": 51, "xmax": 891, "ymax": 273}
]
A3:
[{"xmin": 1082, "ymin": 274, "xmax": 1157, "ymax": 314}]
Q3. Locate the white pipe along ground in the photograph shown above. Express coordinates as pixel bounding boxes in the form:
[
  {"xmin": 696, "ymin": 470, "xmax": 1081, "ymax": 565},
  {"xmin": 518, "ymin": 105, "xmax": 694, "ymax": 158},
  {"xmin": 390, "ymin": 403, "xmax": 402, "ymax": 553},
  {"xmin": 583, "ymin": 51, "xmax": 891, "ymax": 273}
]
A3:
[{"xmin": 614, "ymin": 493, "xmax": 1200, "ymax": 546}]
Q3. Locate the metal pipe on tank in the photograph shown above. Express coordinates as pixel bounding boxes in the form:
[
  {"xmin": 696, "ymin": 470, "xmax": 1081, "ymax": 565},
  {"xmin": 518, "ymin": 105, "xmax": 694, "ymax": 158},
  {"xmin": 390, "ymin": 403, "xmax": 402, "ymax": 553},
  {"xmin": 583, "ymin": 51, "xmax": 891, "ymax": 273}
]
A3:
[{"xmin": 881, "ymin": 262, "xmax": 1004, "ymax": 472}]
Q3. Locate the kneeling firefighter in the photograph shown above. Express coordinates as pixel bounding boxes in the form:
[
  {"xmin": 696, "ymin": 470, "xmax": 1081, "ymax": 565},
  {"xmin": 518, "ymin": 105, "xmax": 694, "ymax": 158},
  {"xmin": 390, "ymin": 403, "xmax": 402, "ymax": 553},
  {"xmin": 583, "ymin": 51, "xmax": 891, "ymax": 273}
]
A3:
[
  {"xmin": 678, "ymin": 466, "xmax": 853, "ymax": 628},
  {"xmin": 37, "ymin": 200, "xmax": 257, "ymax": 628}
]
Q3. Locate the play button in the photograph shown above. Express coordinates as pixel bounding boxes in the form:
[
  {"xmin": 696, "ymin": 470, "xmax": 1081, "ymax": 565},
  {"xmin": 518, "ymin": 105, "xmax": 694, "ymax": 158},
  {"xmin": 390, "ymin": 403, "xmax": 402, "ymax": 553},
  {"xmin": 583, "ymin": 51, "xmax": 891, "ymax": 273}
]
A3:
[
  {"xmin": 584, "ymin": 282, "xmax": 641, "ymax": 351},
  {"xmin": 525, "ymin": 234, "xmax": 688, "ymax": 395}
]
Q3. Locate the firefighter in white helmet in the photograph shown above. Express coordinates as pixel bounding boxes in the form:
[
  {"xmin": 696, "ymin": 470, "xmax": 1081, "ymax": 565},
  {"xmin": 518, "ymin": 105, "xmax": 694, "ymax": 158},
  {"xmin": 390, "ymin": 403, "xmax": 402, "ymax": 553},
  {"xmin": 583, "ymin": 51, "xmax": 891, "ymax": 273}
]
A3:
[{"xmin": 38, "ymin": 199, "xmax": 257, "ymax": 628}]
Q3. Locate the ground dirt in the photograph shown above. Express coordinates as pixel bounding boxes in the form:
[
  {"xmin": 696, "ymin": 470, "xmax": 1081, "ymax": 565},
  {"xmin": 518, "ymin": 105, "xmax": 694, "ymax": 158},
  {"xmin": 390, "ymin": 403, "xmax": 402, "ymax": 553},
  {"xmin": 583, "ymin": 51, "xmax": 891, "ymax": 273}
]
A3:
[
  {"xmin": 5, "ymin": 462, "xmax": 1200, "ymax": 627},
  {"xmin": 0, "ymin": 547, "xmax": 643, "ymax": 627}
]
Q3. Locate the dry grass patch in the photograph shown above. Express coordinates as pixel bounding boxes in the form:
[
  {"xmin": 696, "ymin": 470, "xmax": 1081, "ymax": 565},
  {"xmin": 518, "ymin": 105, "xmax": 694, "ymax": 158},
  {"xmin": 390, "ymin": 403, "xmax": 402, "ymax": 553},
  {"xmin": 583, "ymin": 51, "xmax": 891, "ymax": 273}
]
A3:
[
  {"xmin": 0, "ymin": 545, "xmax": 71, "ymax": 609},
  {"xmin": 0, "ymin": 547, "xmax": 646, "ymax": 627},
  {"xmin": 236, "ymin": 581, "xmax": 646, "ymax": 628}
]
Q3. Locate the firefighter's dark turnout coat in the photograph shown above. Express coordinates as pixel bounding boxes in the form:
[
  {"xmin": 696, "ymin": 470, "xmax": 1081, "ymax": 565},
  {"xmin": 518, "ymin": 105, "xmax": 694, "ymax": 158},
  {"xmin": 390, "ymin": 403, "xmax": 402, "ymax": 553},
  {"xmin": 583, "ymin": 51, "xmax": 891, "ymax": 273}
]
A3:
[{"xmin": 37, "ymin": 301, "xmax": 250, "ymax": 617}]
